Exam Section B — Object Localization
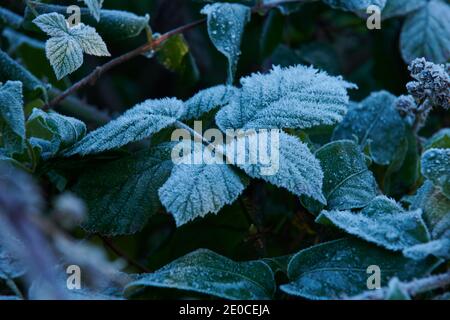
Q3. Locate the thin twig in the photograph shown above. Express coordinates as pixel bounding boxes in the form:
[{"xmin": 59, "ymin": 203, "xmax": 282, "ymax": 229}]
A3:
[{"xmin": 99, "ymin": 235, "xmax": 151, "ymax": 273}]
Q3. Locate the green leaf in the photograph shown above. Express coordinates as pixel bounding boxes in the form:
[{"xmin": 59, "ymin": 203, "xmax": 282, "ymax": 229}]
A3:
[
  {"xmin": 24, "ymin": 3, "xmax": 150, "ymax": 41},
  {"xmin": 159, "ymin": 145, "xmax": 248, "ymax": 226},
  {"xmin": 400, "ymin": 0, "xmax": 450, "ymax": 64},
  {"xmin": 201, "ymin": 3, "xmax": 251, "ymax": 84},
  {"xmin": 125, "ymin": 249, "xmax": 275, "ymax": 300},
  {"xmin": 79, "ymin": 0, "xmax": 104, "ymax": 21},
  {"xmin": 425, "ymin": 128, "xmax": 450, "ymax": 150},
  {"xmin": 65, "ymin": 98, "xmax": 184, "ymax": 156},
  {"xmin": 382, "ymin": 0, "xmax": 427, "ymax": 19},
  {"xmin": 33, "ymin": 13, "xmax": 110, "ymax": 80},
  {"xmin": 410, "ymin": 181, "xmax": 450, "ymax": 239},
  {"xmin": 421, "ymin": 148, "xmax": 450, "ymax": 199},
  {"xmin": 322, "ymin": 0, "xmax": 387, "ymax": 14},
  {"xmin": 280, "ymin": 238, "xmax": 438, "ymax": 300},
  {"xmin": 0, "ymin": 50, "xmax": 47, "ymax": 100},
  {"xmin": 235, "ymin": 131, "xmax": 326, "ymax": 203},
  {"xmin": 0, "ymin": 7, "xmax": 23, "ymax": 29},
  {"xmin": 317, "ymin": 196, "xmax": 430, "ymax": 251},
  {"xmin": 74, "ymin": 144, "xmax": 174, "ymax": 235},
  {"xmin": 216, "ymin": 65, "xmax": 356, "ymax": 131},
  {"xmin": 333, "ymin": 91, "xmax": 406, "ymax": 165},
  {"xmin": 303, "ymin": 140, "xmax": 379, "ymax": 215},
  {"xmin": 26, "ymin": 108, "xmax": 86, "ymax": 159},
  {"xmin": 182, "ymin": 85, "xmax": 238, "ymax": 121},
  {"xmin": 0, "ymin": 81, "xmax": 25, "ymax": 155}
]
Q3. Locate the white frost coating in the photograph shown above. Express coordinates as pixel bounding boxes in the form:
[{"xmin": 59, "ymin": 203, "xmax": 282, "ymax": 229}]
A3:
[
  {"xmin": 158, "ymin": 149, "xmax": 247, "ymax": 226},
  {"xmin": 0, "ymin": 81, "xmax": 25, "ymax": 154},
  {"xmin": 317, "ymin": 195, "xmax": 430, "ymax": 251},
  {"xmin": 33, "ymin": 13, "xmax": 110, "ymax": 79},
  {"xmin": 400, "ymin": 0, "xmax": 450, "ymax": 64},
  {"xmin": 65, "ymin": 98, "xmax": 184, "ymax": 156},
  {"xmin": 125, "ymin": 249, "xmax": 275, "ymax": 300},
  {"xmin": 404, "ymin": 238, "xmax": 450, "ymax": 260},
  {"xmin": 201, "ymin": 3, "xmax": 251, "ymax": 84},
  {"xmin": 421, "ymin": 148, "xmax": 450, "ymax": 199},
  {"xmin": 182, "ymin": 85, "xmax": 238, "ymax": 120},
  {"xmin": 216, "ymin": 65, "xmax": 356, "ymax": 131}
]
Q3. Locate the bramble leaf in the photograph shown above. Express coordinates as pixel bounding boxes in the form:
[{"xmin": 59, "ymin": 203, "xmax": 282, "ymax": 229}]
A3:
[
  {"xmin": 332, "ymin": 91, "xmax": 406, "ymax": 165},
  {"xmin": 0, "ymin": 81, "xmax": 25, "ymax": 155},
  {"xmin": 80, "ymin": 0, "xmax": 104, "ymax": 22},
  {"xmin": 201, "ymin": 3, "xmax": 251, "ymax": 84},
  {"xmin": 65, "ymin": 98, "xmax": 184, "ymax": 156},
  {"xmin": 280, "ymin": 238, "xmax": 438, "ymax": 299},
  {"xmin": 33, "ymin": 13, "xmax": 110, "ymax": 79},
  {"xmin": 74, "ymin": 144, "xmax": 174, "ymax": 235},
  {"xmin": 400, "ymin": 0, "xmax": 450, "ymax": 64},
  {"xmin": 216, "ymin": 65, "xmax": 355, "ymax": 131},
  {"xmin": 317, "ymin": 196, "xmax": 430, "ymax": 251},
  {"xmin": 421, "ymin": 148, "xmax": 450, "ymax": 199},
  {"xmin": 125, "ymin": 249, "xmax": 275, "ymax": 300}
]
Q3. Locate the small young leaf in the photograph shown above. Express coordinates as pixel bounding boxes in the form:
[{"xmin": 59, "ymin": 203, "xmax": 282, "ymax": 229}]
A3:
[
  {"xmin": 382, "ymin": 0, "xmax": 427, "ymax": 19},
  {"xmin": 79, "ymin": 0, "xmax": 104, "ymax": 22},
  {"xmin": 26, "ymin": 108, "xmax": 87, "ymax": 159},
  {"xmin": 280, "ymin": 238, "xmax": 438, "ymax": 300},
  {"xmin": 24, "ymin": 3, "xmax": 150, "ymax": 41},
  {"xmin": 0, "ymin": 81, "xmax": 25, "ymax": 155},
  {"xmin": 74, "ymin": 144, "xmax": 174, "ymax": 235},
  {"xmin": 159, "ymin": 149, "xmax": 248, "ymax": 226},
  {"xmin": 65, "ymin": 98, "xmax": 184, "ymax": 156},
  {"xmin": 332, "ymin": 91, "xmax": 406, "ymax": 165},
  {"xmin": 33, "ymin": 13, "xmax": 110, "ymax": 79},
  {"xmin": 421, "ymin": 148, "xmax": 450, "ymax": 199},
  {"xmin": 317, "ymin": 196, "xmax": 430, "ymax": 251},
  {"xmin": 400, "ymin": 0, "xmax": 450, "ymax": 64},
  {"xmin": 410, "ymin": 181, "xmax": 450, "ymax": 239},
  {"xmin": 182, "ymin": 85, "xmax": 238, "ymax": 120},
  {"xmin": 216, "ymin": 65, "xmax": 355, "ymax": 131},
  {"xmin": 125, "ymin": 249, "xmax": 275, "ymax": 300},
  {"xmin": 0, "ymin": 50, "xmax": 47, "ymax": 100},
  {"xmin": 303, "ymin": 140, "xmax": 379, "ymax": 214},
  {"xmin": 201, "ymin": 3, "xmax": 251, "ymax": 84}
]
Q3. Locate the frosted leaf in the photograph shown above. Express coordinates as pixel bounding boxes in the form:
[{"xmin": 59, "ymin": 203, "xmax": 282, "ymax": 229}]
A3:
[
  {"xmin": 0, "ymin": 50, "xmax": 47, "ymax": 100},
  {"xmin": 159, "ymin": 147, "xmax": 248, "ymax": 226},
  {"xmin": 233, "ymin": 131, "xmax": 325, "ymax": 203},
  {"xmin": 322, "ymin": 0, "xmax": 387, "ymax": 14},
  {"xmin": 425, "ymin": 128, "xmax": 450, "ymax": 150},
  {"xmin": 33, "ymin": 13, "xmax": 110, "ymax": 79},
  {"xmin": 421, "ymin": 148, "xmax": 450, "ymax": 199},
  {"xmin": 79, "ymin": 0, "xmax": 104, "ymax": 22},
  {"xmin": 65, "ymin": 98, "xmax": 184, "ymax": 156},
  {"xmin": 201, "ymin": 3, "xmax": 251, "ymax": 84},
  {"xmin": 410, "ymin": 181, "xmax": 450, "ymax": 239},
  {"xmin": 400, "ymin": 0, "xmax": 450, "ymax": 64},
  {"xmin": 302, "ymin": 140, "xmax": 379, "ymax": 215},
  {"xmin": 25, "ymin": 3, "xmax": 150, "ymax": 41},
  {"xmin": 386, "ymin": 277, "xmax": 411, "ymax": 300},
  {"xmin": 382, "ymin": 0, "xmax": 427, "ymax": 19},
  {"xmin": 403, "ymin": 238, "xmax": 450, "ymax": 260},
  {"xmin": 0, "ymin": 230, "xmax": 26, "ymax": 280},
  {"xmin": 280, "ymin": 238, "xmax": 438, "ymax": 299},
  {"xmin": 125, "ymin": 249, "xmax": 275, "ymax": 300},
  {"xmin": 73, "ymin": 144, "xmax": 174, "ymax": 235},
  {"xmin": 317, "ymin": 196, "xmax": 430, "ymax": 251},
  {"xmin": 27, "ymin": 108, "xmax": 86, "ymax": 159},
  {"xmin": 216, "ymin": 65, "xmax": 356, "ymax": 131},
  {"xmin": 0, "ymin": 81, "xmax": 25, "ymax": 155},
  {"xmin": 333, "ymin": 91, "xmax": 405, "ymax": 165},
  {"xmin": 182, "ymin": 85, "xmax": 238, "ymax": 120}
]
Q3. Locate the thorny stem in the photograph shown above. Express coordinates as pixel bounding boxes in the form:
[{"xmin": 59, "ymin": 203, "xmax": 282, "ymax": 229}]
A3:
[
  {"xmin": 46, "ymin": 0, "xmax": 310, "ymax": 110},
  {"xmin": 99, "ymin": 235, "xmax": 151, "ymax": 273},
  {"xmin": 350, "ymin": 272, "xmax": 450, "ymax": 300}
]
